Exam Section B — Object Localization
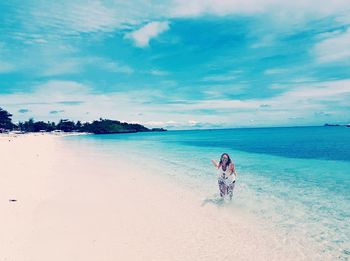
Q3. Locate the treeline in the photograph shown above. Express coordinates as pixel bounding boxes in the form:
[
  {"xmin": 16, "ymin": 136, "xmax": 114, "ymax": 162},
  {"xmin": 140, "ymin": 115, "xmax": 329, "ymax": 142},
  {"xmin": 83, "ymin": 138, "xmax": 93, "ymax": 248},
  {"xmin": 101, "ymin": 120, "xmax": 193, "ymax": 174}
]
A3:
[{"xmin": 0, "ymin": 107, "xmax": 166, "ymax": 134}]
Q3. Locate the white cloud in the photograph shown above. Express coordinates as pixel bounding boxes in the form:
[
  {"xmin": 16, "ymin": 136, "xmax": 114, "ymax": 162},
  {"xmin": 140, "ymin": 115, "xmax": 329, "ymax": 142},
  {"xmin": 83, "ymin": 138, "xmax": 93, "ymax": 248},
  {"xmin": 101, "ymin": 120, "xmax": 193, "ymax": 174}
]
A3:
[
  {"xmin": 264, "ymin": 68, "xmax": 289, "ymax": 75},
  {"xmin": 149, "ymin": 69, "xmax": 169, "ymax": 76},
  {"xmin": 0, "ymin": 43, "xmax": 16, "ymax": 73},
  {"xmin": 144, "ymin": 120, "xmax": 220, "ymax": 129},
  {"xmin": 31, "ymin": 81, "xmax": 92, "ymax": 102},
  {"xmin": 27, "ymin": 1, "xmax": 120, "ymax": 34},
  {"xmin": 0, "ymin": 80, "xmax": 172, "ymax": 126},
  {"xmin": 5, "ymin": 1, "xmax": 175, "ymax": 45},
  {"xmin": 42, "ymin": 59, "xmax": 81, "ymax": 77},
  {"xmin": 99, "ymin": 60, "xmax": 134, "ymax": 74},
  {"xmin": 5, "ymin": 0, "xmax": 350, "ymax": 45},
  {"xmin": 0, "ymin": 79, "xmax": 251, "ymax": 129},
  {"xmin": 171, "ymin": 0, "xmax": 270, "ymax": 17},
  {"xmin": 201, "ymin": 70, "xmax": 243, "ymax": 82},
  {"xmin": 144, "ymin": 121, "xmax": 169, "ymax": 127},
  {"xmin": 171, "ymin": 0, "xmax": 350, "ymax": 20},
  {"xmin": 1, "ymin": 78, "xmax": 350, "ymax": 129},
  {"xmin": 250, "ymin": 34, "xmax": 275, "ymax": 48},
  {"xmin": 188, "ymin": 119, "xmax": 199, "ymax": 126},
  {"xmin": 314, "ymin": 28, "xmax": 350, "ymax": 63},
  {"xmin": 335, "ymin": 12, "xmax": 350, "ymax": 24},
  {"xmin": 198, "ymin": 80, "xmax": 350, "ymax": 111},
  {"xmin": 41, "ymin": 56, "xmax": 134, "ymax": 77},
  {"xmin": 202, "ymin": 75, "xmax": 236, "ymax": 82},
  {"xmin": 0, "ymin": 61, "xmax": 15, "ymax": 73},
  {"xmin": 282, "ymin": 80, "xmax": 350, "ymax": 98},
  {"xmin": 125, "ymin": 21, "xmax": 170, "ymax": 47},
  {"xmin": 146, "ymin": 79, "xmax": 350, "ymax": 126}
]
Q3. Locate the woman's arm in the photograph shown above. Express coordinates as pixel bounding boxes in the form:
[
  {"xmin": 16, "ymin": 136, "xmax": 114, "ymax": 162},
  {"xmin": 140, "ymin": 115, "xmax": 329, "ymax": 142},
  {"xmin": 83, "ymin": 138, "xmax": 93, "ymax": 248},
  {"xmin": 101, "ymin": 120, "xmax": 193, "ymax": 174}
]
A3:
[
  {"xmin": 230, "ymin": 163, "xmax": 237, "ymax": 177},
  {"xmin": 211, "ymin": 159, "xmax": 219, "ymax": 168}
]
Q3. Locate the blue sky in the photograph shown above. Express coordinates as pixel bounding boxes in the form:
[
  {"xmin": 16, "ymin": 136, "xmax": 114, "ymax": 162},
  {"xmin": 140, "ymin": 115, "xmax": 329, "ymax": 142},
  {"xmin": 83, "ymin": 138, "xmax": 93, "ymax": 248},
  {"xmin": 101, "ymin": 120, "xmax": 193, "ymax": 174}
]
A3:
[{"xmin": 0, "ymin": 0, "xmax": 350, "ymax": 129}]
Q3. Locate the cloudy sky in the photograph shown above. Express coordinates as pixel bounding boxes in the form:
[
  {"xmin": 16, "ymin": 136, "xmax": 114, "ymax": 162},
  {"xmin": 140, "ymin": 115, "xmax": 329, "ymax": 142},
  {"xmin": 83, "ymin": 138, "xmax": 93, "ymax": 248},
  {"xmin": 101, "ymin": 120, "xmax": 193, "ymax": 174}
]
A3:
[{"xmin": 1, "ymin": 0, "xmax": 350, "ymax": 129}]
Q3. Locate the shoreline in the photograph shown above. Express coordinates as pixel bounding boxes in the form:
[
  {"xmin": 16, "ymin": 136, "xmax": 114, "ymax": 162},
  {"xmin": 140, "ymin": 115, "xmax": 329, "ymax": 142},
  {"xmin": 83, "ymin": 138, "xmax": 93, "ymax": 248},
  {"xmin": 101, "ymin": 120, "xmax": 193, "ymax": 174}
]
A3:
[{"xmin": 1, "ymin": 134, "xmax": 327, "ymax": 260}]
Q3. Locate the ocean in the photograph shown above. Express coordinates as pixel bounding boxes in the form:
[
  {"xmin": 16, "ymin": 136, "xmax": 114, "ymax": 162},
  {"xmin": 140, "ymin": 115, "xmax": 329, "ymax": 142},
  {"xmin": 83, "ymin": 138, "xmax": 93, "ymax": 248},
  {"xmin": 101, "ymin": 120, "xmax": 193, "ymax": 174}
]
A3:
[{"xmin": 65, "ymin": 126, "xmax": 350, "ymax": 259}]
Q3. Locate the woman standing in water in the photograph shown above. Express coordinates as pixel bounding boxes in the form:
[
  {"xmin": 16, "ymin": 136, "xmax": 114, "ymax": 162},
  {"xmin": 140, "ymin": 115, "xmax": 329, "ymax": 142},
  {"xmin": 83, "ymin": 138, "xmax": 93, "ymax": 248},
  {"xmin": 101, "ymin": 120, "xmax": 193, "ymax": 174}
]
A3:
[{"xmin": 211, "ymin": 153, "xmax": 237, "ymax": 200}]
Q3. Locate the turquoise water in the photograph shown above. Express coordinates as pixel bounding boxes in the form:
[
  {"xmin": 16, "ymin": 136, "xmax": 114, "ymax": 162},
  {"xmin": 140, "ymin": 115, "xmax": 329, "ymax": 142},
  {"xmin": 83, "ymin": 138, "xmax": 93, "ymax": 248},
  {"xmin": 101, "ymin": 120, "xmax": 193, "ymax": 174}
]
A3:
[{"xmin": 66, "ymin": 126, "xmax": 350, "ymax": 259}]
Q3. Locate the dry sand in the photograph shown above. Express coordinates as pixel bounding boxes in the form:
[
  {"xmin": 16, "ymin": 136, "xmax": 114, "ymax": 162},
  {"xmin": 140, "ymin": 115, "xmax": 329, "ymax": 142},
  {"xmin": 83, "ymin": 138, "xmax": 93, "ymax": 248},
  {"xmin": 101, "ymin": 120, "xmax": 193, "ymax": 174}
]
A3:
[{"xmin": 0, "ymin": 134, "xmax": 318, "ymax": 261}]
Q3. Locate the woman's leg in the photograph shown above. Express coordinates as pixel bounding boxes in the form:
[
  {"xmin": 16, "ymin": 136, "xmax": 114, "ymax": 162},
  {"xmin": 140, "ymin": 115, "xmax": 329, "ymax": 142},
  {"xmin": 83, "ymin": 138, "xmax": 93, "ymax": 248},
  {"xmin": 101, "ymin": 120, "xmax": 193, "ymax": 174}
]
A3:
[
  {"xmin": 218, "ymin": 180, "xmax": 225, "ymax": 197},
  {"xmin": 228, "ymin": 181, "xmax": 235, "ymax": 200}
]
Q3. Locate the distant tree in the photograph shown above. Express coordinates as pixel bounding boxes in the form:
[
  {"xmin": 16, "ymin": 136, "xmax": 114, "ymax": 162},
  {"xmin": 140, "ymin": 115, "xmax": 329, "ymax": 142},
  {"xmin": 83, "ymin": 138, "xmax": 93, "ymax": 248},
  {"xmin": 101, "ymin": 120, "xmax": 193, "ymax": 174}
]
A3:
[
  {"xmin": 18, "ymin": 119, "xmax": 55, "ymax": 132},
  {"xmin": 18, "ymin": 121, "xmax": 24, "ymax": 131},
  {"xmin": 49, "ymin": 121, "xmax": 56, "ymax": 130},
  {"xmin": 33, "ymin": 121, "xmax": 56, "ymax": 132},
  {"xmin": 57, "ymin": 119, "xmax": 76, "ymax": 132},
  {"xmin": 22, "ymin": 118, "xmax": 35, "ymax": 132},
  {"xmin": 151, "ymin": 128, "xmax": 166, "ymax": 132},
  {"xmin": 75, "ymin": 120, "xmax": 82, "ymax": 131},
  {"xmin": 0, "ymin": 107, "xmax": 15, "ymax": 130}
]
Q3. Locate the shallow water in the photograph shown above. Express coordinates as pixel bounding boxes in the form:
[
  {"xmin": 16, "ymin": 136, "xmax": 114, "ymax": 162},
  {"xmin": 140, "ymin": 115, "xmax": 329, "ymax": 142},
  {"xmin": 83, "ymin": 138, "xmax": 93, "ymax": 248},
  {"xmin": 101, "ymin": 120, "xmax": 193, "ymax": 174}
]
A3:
[{"xmin": 66, "ymin": 126, "xmax": 350, "ymax": 259}]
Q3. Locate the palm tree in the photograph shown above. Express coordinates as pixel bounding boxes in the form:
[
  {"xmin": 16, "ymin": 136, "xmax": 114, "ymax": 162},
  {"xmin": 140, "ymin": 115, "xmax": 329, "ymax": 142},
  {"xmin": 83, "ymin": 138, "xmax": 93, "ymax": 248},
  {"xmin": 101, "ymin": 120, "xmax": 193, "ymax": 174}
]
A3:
[{"xmin": 0, "ymin": 107, "xmax": 15, "ymax": 131}]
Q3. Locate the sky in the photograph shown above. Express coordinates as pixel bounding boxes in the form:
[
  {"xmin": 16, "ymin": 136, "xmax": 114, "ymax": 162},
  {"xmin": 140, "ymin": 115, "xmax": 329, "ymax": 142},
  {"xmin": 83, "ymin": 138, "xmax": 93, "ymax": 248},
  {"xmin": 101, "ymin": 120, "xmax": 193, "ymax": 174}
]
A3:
[{"xmin": 0, "ymin": 0, "xmax": 350, "ymax": 129}]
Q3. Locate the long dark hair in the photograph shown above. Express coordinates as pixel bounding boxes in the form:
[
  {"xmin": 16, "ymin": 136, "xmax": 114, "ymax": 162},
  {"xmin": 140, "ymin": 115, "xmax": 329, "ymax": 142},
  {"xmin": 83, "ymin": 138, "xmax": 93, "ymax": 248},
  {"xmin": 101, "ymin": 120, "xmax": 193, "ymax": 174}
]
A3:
[{"xmin": 219, "ymin": 153, "xmax": 232, "ymax": 168}]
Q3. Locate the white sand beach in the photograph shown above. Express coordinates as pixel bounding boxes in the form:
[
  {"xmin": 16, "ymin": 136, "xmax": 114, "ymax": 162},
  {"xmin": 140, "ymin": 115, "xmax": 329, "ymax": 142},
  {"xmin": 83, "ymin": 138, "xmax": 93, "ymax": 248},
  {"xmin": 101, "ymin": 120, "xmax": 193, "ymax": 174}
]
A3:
[{"xmin": 0, "ymin": 134, "xmax": 321, "ymax": 261}]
